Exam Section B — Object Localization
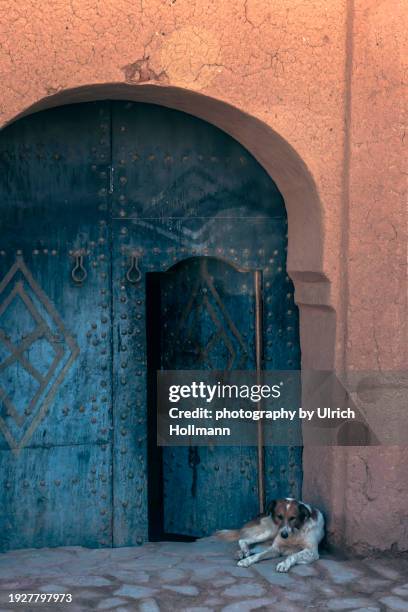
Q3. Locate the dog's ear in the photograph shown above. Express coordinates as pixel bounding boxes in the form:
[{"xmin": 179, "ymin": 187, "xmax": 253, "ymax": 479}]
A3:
[
  {"xmin": 266, "ymin": 499, "xmax": 277, "ymax": 517},
  {"xmin": 298, "ymin": 503, "xmax": 311, "ymax": 524}
]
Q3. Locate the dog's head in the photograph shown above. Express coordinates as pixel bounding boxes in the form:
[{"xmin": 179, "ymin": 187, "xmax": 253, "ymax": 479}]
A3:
[{"xmin": 267, "ymin": 498, "xmax": 311, "ymax": 539}]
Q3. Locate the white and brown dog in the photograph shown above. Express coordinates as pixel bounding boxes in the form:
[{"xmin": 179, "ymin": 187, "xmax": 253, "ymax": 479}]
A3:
[{"xmin": 216, "ymin": 498, "xmax": 324, "ymax": 573}]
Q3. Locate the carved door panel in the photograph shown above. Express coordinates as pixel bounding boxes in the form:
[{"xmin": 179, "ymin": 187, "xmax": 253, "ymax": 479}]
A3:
[
  {"xmin": 0, "ymin": 103, "xmax": 114, "ymax": 550},
  {"xmin": 154, "ymin": 257, "xmax": 260, "ymax": 537}
]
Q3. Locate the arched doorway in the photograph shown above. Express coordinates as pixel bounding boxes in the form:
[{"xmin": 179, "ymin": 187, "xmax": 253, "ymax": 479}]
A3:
[{"xmin": 0, "ymin": 101, "xmax": 301, "ymax": 550}]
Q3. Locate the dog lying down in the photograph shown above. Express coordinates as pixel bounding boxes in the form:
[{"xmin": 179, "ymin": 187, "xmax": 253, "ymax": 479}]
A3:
[{"xmin": 216, "ymin": 498, "xmax": 324, "ymax": 573}]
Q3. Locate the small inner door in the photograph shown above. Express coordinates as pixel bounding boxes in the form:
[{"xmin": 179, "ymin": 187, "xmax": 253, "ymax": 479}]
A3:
[{"xmin": 147, "ymin": 257, "xmax": 262, "ymax": 539}]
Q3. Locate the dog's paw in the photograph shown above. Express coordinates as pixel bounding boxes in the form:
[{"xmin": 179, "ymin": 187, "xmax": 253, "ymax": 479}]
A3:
[
  {"xmin": 237, "ymin": 557, "xmax": 253, "ymax": 568},
  {"xmin": 276, "ymin": 560, "xmax": 291, "ymax": 573},
  {"xmin": 234, "ymin": 549, "xmax": 246, "ymax": 560}
]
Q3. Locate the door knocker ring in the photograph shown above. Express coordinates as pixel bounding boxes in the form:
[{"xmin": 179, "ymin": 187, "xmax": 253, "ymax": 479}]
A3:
[
  {"xmin": 71, "ymin": 252, "xmax": 88, "ymax": 284},
  {"xmin": 126, "ymin": 253, "xmax": 142, "ymax": 284}
]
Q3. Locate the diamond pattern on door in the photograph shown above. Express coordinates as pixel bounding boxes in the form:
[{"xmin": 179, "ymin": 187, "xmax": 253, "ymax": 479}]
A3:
[
  {"xmin": 0, "ymin": 257, "xmax": 79, "ymax": 453},
  {"xmin": 171, "ymin": 262, "xmax": 248, "ymax": 369}
]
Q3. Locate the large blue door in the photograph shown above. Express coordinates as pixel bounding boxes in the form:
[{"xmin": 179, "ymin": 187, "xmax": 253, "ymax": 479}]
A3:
[{"xmin": 0, "ymin": 101, "xmax": 301, "ymax": 550}]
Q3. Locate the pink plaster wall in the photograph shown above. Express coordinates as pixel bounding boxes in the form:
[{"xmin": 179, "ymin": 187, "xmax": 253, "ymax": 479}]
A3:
[{"xmin": 343, "ymin": 0, "xmax": 408, "ymax": 554}]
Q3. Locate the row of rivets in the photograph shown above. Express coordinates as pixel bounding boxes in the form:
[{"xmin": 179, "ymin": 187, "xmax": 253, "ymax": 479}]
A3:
[
  {"xmin": 109, "ymin": 150, "xmax": 249, "ymax": 164},
  {"xmin": 80, "ymin": 111, "xmax": 111, "ymax": 543},
  {"xmin": 0, "ymin": 249, "xmax": 59, "ymax": 256},
  {"xmin": 0, "ymin": 152, "xmax": 63, "ymax": 161},
  {"xmin": 113, "ymin": 226, "xmax": 147, "ymax": 543}
]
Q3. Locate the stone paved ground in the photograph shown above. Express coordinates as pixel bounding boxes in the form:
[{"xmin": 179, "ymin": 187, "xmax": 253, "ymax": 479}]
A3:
[{"xmin": 0, "ymin": 539, "xmax": 407, "ymax": 611}]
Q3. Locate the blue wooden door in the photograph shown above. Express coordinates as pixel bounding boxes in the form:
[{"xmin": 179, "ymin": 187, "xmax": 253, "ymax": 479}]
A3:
[
  {"xmin": 0, "ymin": 102, "xmax": 114, "ymax": 550},
  {"xmin": 0, "ymin": 101, "xmax": 301, "ymax": 550}
]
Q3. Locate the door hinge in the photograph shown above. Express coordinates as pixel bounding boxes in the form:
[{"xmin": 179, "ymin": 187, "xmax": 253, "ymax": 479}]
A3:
[{"xmin": 109, "ymin": 165, "xmax": 114, "ymax": 194}]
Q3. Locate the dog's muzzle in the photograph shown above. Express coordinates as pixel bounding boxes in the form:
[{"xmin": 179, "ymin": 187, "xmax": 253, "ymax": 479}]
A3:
[{"xmin": 280, "ymin": 529, "xmax": 289, "ymax": 539}]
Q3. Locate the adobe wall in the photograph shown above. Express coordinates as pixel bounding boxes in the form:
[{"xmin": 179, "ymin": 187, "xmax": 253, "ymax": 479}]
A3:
[
  {"xmin": 0, "ymin": 0, "xmax": 406, "ymax": 553},
  {"xmin": 343, "ymin": 0, "xmax": 407, "ymax": 554}
]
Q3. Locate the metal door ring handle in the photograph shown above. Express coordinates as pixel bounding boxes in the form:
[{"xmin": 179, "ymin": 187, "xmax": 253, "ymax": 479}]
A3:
[
  {"xmin": 126, "ymin": 254, "xmax": 141, "ymax": 284},
  {"xmin": 71, "ymin": 254, "xmax": 87, "ymax": 284}
]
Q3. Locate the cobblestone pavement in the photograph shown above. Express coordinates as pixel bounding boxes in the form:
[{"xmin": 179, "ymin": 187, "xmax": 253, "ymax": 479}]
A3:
[{"xmin": 1, "ymin": 539, "xmax": 407, "ymax": 611}]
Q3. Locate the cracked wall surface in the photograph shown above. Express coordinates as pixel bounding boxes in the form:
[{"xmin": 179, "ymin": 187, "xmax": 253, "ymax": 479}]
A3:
[
  {"xmin": 344, "ymin": 0, "xmax": 408, "ymax": 554},
  {"xmin": 0, "ymin": 0, "xmax": 406, "ymax": 553}
]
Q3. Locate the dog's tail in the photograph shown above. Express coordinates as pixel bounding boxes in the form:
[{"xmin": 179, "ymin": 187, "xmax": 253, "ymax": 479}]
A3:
[{"xmin": 214, "ymin": 529, "xmax": 241, "ymax": 542}]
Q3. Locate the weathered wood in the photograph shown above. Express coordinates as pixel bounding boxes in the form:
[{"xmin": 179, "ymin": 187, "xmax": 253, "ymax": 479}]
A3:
[{"xmin": 0, "ymin": 102, "xmax": 113, "ymax": 550}]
